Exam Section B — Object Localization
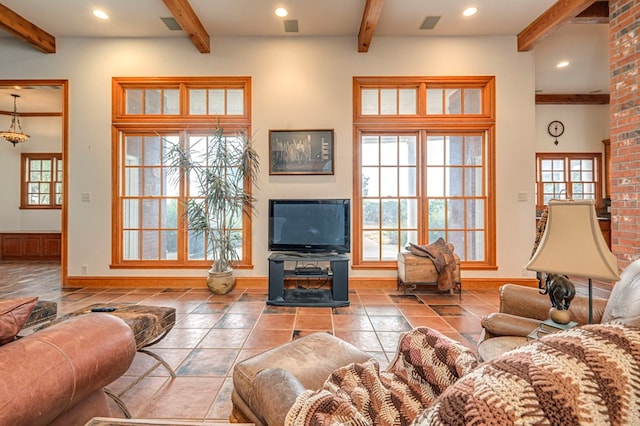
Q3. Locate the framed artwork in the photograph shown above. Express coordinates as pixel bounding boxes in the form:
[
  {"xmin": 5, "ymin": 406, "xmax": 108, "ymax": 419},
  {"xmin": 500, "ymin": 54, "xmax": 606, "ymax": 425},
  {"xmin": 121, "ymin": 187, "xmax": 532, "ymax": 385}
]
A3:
[{"xmin": 269, "ymin": 129, "xmax": 334, "ymax": 175}]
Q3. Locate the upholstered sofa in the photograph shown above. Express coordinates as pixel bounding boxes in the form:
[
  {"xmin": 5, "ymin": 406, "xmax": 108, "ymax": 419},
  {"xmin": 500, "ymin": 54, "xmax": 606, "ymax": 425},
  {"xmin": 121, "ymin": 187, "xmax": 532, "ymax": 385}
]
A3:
[
  {"xmin": 0, "ymin": 297, "xmax": 137, "ymax": 426},
  {"xmin": 233, "ymin": 261, "xmax": 640, "ymax": 425}
]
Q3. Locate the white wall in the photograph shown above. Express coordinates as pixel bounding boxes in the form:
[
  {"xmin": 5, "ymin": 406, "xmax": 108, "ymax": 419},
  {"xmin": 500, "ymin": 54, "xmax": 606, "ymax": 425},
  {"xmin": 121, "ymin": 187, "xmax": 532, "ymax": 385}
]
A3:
[
  {"xmin": 535, "ymin": 104, "xmax": 609, "ymax": 152},
  {"xmin": 0, "ymin": 35, "xmax": 540, "ymax": 280}
]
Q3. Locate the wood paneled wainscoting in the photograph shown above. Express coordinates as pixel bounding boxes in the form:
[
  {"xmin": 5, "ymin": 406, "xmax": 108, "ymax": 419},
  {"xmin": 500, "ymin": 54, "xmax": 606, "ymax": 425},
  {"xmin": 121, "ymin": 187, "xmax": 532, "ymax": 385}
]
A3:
[{"xmin": 0, "ymin": 232, "xmax": 61, "ymax": 260}]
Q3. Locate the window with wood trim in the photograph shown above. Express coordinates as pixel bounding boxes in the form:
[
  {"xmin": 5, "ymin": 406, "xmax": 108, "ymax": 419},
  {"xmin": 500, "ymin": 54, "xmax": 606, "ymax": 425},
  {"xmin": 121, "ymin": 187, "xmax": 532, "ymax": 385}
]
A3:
[
  {"xmin": 111, "ymin": 77, "xmax": 253, "ymax": 268},
  {"xmin": 353, "ymin": 76, "xmax": 496, "ymax": 268},
  {"xmin": 535, "ymin": 152, "xmax": 602, "ymax": 208},
  {"xmin": 21, "ymin": 153, "xmax": 62, "ymax": 209}
]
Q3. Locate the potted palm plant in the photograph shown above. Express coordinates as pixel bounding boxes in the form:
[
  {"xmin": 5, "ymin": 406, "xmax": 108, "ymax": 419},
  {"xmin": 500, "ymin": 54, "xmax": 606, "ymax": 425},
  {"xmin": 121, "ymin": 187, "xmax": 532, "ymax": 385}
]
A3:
[{"xmin": 166, "ymin": 126, "xmax": 259, "ymax": 294}]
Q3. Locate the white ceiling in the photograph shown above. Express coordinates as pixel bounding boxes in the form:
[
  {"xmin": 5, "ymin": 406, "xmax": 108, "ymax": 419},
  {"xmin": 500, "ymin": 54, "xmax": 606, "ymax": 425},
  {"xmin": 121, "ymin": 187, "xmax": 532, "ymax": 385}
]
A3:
[{"xmin": 0, "ymin": 0, "xmax": 609, "ymax": 111}]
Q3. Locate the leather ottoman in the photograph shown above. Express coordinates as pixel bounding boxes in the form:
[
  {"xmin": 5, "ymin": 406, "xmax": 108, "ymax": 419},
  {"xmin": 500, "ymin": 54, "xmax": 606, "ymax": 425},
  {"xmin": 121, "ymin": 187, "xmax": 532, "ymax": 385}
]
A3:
[{"xmin": 231, "ymin": 332, "xmax": 371, "ymax": 426}]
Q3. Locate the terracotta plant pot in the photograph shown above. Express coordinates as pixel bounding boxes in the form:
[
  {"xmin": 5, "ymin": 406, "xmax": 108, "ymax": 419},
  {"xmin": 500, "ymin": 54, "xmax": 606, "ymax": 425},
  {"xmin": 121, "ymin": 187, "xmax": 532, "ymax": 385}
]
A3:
[{"xmin": 207, "ymin": 269, "xmax": 235, "ymax": 295}]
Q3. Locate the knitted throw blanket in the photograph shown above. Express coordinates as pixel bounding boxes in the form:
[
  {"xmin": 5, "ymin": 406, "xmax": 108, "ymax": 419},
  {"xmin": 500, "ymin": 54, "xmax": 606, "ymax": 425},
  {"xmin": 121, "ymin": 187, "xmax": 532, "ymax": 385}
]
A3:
[
  {"xmin": 415, "ymin": 322, "xmax": 640, "ymax": 425},
  {"xmin": 285, "ymin": 327, "xmax": 478, "ymax": 426}
]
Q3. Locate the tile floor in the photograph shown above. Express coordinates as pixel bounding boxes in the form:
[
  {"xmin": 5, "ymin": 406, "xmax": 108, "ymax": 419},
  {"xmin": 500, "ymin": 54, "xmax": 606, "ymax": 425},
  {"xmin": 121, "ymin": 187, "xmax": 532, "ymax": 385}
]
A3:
[{"xmin": 1, "ymin": 260, "xmax": 612, "ymax": 423}]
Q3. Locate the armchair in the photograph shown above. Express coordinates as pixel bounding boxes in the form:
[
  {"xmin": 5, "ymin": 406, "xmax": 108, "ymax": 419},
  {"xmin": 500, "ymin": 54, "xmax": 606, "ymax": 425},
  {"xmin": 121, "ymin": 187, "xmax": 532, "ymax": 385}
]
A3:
[{"xmin": 479, "ymin": 283, "xmax": 608, "ymax": 344}]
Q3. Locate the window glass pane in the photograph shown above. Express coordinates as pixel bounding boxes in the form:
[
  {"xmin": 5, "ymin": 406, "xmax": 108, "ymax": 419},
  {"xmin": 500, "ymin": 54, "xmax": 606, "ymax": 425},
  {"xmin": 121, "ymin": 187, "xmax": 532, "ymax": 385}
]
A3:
[
  {"xmin": 465, "ymin": 136, "xmax": 483, "ymax": 165},
  {"xmin": 361, "ymin": 136, "xmax": 379, "ymax": 166},
  {"xmin": 145, "ymin": 89, "xmax": 161, "ymax": 114},
  {"xmin": 426, "ymin": 89, "xmax": 443, "ymax": 114},
  {"xmin": 161, "ymin": 199, "xmax": 178, "ymax": 228},
  {"xmin": 398, "ymin": 136, "xmax": 416, "ymax": 166},
  {"xmin": 428, "ymin": 199, "xmax": 445, "ymax": 228},
  {"xmin": 446, "ymin": 168, "xmax": 463, "ymax": 196},
  {"xmin": 164, "ymin": 89, "xmax": 180, "ymax": 114},
  {"xmin": 380, "ymin": 136, "xmax": 398, "ymax": 166},
  {"xmin": 426, "ymin": 167, "xmax": 444, "ymax": 197},
  {"xmin": 125, "ymin": 167, "xmax": 141, "ymax": 196},
  {"xmin": 142, "ymin": 199, "xmax": 159, "ymax": 228},
  {"xmin": 363, "ymin": 199, "xmax": 380, "ymax": 228},
  {"xmin": 188, "ymin": 231, "xmax": 205, "ymax": 260},
  {"xmin": 161, "ymin": 231, "xmax": 177, "ymax": 259},
  {"xmin": 466, "ymin": 230, "xmax": 484, "ymax": 260},
  {"xmin": 381, "ymin": 200, "xmax": 398, "ymax": 229},
  {"xmin": 380, "ymin": 168, "xmax": 398, "ymax": 196},
  {"xmin": 123, "ymin": 230, "xmax": 139, "ymax": 260},
  {"xmin": 399, "ymin": 167, "xmax": 417, "ymax": 196},
  {"xmin": 126, "ymin": 136, "xmax": 143, "ymax": 164},
  {"xmin": 208, "ymin": 89, "xmax": 225, "ymax": 114},
  {"xmin": 227, "ymin": 89, "xmax": 244, "ymax": 115},
  {"xmin": 445, "ymin": 89, "xmax": 462, "ymax": 114},
  {"xmin": 361, "ymin": 89, "xmax": 379, "ymax": 115},
  {"xmin": 162, "ymin": 168, "xmax": 180, "ymax": 197},
  {"xmin": 362, "ymin": 167, "xmax": 379, "ymax": 197},
  {"xmin": 143, "ymin": 136, "xmax": 161, "ymax": 165},
  {"xmin": 362, "ymin": 230, "xmax": 380, "ymax": 261},
  {"xmin": 464, "ymin": 89, "xmax": 482, "ymax": 114},
  {"xmin": 464, "ymin": 167, "xmax": 483, "ymax": 196},
  {"xmin": 448, "ymin": 231, "xmax": 464, "ymax": 255},
  {"xmin": 142, "ymin": 231, "xmax": 159, "ymax": 260},
  {"xmin": 189, "ymin": 89, "xmax": 207, "ymax": 114},
  {"xmin": 144, "ymin": 168, "xmax": 162, "ymax": 196},
  {"xmin": 446, "ymin": 136, "xmax": 463, "ymax": 166},
  {"xmin": 380, "ymin": 89, "xmax": 397, "ymax": 114},
  {"xmin": 400, "ymin": 198, "xmax": 418, "ymax": 228},
  {"xmin": 399, "ymin": 89, "xmax": 417, "ymax": 115},
  {"xmin": 126, "ymin": 89, "xmax": 143, "ymax": 114},
  {"xmin": 381, "ymin": 231, "xmax": 399, "ymax": 260},
  {"xmin": 123, "ymin": 199, "xmax": 140, "ymax": 228},
  {"xmin": 466, "ymin": 199, "xmax": 484, "ymax": 229},
  {"xmin": 400, "ymin": 230, "xmax": 418, "ymax": 248},
  {"xmin": 426, "ymin": 136, "xmax": 445, "ymax": 166},
  {"xmin": 41, "ymin": 160, "xmax": 52, "ymax": 171}
]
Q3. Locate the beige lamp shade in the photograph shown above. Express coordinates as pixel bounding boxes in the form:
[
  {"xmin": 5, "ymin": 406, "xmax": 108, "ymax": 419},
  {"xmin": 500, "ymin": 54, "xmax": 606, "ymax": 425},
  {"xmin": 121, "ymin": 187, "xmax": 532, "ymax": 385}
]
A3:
[{"xmin": 526, "ymin": 199, "xmax": 620, "ymax": 282}]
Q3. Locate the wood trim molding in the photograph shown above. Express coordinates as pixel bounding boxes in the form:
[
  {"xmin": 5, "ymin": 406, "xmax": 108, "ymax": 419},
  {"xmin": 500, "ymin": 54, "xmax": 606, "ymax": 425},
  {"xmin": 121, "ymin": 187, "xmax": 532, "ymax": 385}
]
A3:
[
  {"xmin": 535, "ymin": 93, "xmax": 610, "ymax": 104},
  {"xmin": 162, "ymin": 0, "xmax": 210, "ymax": 53},
  {"xmin": 358, "ymin": 0, "xmax": 384, "ymax": 53},
  {"xmin": 517, "ymin": 0, "xmax": 598, "ymax": 52},
  {"xmin": 0, "ymin": 4, "xmax": 55, "ymax": 53}
]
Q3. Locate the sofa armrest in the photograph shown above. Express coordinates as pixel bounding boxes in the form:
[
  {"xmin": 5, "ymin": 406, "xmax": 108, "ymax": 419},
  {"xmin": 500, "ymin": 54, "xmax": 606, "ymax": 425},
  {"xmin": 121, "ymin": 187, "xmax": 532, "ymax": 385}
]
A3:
[
  {"xmin": 481, "ymin": 312, "xmax": 541, "ymax": 339},
  {"xmin": 0, "ymin": 313, "xmax": 136, "ymax": 426},
  {"xmin": 252, "ymin": 368, "xmax": 306, "ymax": 426}
]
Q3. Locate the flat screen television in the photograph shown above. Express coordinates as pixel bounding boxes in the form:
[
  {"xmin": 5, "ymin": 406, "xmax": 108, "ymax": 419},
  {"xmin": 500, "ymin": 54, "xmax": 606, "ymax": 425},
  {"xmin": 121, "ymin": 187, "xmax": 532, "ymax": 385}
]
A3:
[{"xmin": 268, "ymin": 199, "xmax": 350, "ymax": 254}]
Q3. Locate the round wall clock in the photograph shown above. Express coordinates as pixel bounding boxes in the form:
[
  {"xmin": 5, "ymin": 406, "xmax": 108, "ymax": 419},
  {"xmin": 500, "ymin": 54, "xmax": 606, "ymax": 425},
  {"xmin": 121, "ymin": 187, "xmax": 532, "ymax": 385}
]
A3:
[{"xmin": 547, "ymin": 120, "xmax": 565, "ymax": 145}]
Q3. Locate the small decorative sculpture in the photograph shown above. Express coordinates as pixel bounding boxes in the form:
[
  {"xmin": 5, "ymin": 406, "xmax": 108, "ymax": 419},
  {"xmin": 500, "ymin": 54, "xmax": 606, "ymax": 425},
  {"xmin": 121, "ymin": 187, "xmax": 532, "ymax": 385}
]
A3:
[{"xmin": 540, "ymin": 273, "xmax": 576, "ymax": 324}]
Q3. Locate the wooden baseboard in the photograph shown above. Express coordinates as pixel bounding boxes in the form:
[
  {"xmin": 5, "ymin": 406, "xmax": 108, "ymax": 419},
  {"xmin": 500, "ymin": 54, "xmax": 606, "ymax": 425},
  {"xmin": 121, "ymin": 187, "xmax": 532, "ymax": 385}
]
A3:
[{"xmin": 65, "ymin": 275, "xmax": 539, "ymax": 289}]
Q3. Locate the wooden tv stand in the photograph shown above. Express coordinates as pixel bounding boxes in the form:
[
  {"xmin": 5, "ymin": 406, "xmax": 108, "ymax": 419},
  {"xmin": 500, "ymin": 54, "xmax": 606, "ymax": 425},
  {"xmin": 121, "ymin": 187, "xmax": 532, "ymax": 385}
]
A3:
[{"xmin": 267, "ymin": 252, "xmax": 349, "ymax": 307}]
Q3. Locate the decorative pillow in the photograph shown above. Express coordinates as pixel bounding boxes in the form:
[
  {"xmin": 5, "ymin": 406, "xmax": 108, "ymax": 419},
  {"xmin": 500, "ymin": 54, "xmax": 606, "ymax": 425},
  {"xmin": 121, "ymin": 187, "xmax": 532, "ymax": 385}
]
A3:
[
  {"xmin": 0, "ymin": 296, "xmax": 38, "ymax": 345},
  {"xmin": 602, "ymin": 259, "xmax": 640, "ymax": 327}
]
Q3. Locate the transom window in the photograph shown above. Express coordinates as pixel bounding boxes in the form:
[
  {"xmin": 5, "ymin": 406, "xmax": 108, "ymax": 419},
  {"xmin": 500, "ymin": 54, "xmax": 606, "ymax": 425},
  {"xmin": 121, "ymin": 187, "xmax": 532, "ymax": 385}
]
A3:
[
  {"xmin": 112, "ymin": 77, "xmax": 252, "ymax": 268},
  {"xmin": 535, "ymin": 153, "xmax": 602, "ymax": 208},
  {"xmin": 354, "ymin": 76, "xmax": 495, "ymax": 268},
  {"xmin": 21, "ymin": 153, "xmax": 62, "ymax": 209}
]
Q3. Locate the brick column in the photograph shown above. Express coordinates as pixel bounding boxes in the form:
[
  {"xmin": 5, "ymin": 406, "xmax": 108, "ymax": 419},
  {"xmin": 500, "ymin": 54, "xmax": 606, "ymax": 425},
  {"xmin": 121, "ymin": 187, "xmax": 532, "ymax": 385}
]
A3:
[{"xmin": 609, "ymin": 0, "xmax": 640, "ymax": 267}]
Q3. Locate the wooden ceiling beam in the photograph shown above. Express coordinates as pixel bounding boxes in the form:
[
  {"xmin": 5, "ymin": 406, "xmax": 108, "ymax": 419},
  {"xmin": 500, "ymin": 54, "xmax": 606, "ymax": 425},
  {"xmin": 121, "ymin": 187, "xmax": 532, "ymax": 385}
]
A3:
[
  {"xmin": 517, "ymin": 0, "xmax": 598, "ymax": 52},
  {"xmin": 358, "ymin": 0, "xmax": 384, "ymax": 53},
  {"xmin": 570, "ymin": 1, "xmax": 609, "ymax": 24},
  {"xmin": 535, "ymin": 93, "xmax": 610, "ymax": 104},
  {"xmin": 0, "ymin": 4, "xmax": 55, "ymax": 53},
  {"xmin": 162, "ymin": 0, "xmax": 210, "ymax": 53}
]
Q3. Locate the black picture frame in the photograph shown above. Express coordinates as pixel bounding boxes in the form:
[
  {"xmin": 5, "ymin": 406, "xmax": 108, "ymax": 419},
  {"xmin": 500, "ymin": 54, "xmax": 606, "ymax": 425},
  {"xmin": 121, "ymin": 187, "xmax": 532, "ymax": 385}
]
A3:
[{"xmin": 269, "ymin": 129, "xmax": 334, "ymax": 175}]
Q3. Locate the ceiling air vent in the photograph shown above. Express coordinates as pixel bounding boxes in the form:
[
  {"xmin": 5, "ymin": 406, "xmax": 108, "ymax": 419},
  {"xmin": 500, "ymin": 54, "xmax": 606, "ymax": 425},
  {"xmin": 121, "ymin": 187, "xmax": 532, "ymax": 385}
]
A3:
[
  {"xmin": 284, "ymin": 20, "xmax": 299, "ymax": 33},
  {"xmin": 161, "ymin": 17, "xmax": 182, "ymax": 31},
  {"xmin": 420, "ymin": 16, "xmax": 441, "ymax": 30}
]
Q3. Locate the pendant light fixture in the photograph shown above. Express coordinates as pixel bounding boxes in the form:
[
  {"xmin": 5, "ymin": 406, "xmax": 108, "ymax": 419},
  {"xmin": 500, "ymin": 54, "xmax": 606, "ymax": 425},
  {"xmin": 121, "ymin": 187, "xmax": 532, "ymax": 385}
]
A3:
[{"xmin": 1, "ymin": 94, "xmax": 30, "ymax": 146}]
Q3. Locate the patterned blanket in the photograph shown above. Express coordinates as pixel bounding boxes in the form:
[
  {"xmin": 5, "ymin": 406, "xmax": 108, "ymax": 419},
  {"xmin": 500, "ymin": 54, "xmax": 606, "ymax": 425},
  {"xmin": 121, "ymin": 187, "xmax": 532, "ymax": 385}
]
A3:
[
  {"xmin": 287, "ymin": 324, "xmax": 640, "ymax": 426},
  {"xmin": 285, "ymin": 327, "xmax": 478, "ymax": 426},
  {"xmin": 417, "ymin": 323, "xmax": 640, "ymax": 425}
]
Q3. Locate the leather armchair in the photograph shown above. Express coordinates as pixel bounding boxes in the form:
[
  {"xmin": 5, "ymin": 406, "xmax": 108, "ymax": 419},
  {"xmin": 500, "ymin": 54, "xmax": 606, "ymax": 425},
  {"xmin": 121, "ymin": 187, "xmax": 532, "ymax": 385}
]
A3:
[{"xmin": 479, "ymin": 283, "xmax": 608, "ymax": 344}]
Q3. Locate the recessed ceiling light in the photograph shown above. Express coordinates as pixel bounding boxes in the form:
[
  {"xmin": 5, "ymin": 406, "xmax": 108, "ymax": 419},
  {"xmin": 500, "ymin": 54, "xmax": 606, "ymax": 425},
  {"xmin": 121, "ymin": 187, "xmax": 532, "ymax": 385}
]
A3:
[
  {"xmin": 556, "ymin": 61, "xmax": 570, "ymax": 68},
  {"xmin": 93, "ymin": 9, "xmax": 109, "ymax": 20},
  {"xmin": 463, "ymin": 7, "xmax": 477, "ymax": 17},
  {"xmin": 275, "ymin": 7, "xmax": 288, "ymax": 18}
]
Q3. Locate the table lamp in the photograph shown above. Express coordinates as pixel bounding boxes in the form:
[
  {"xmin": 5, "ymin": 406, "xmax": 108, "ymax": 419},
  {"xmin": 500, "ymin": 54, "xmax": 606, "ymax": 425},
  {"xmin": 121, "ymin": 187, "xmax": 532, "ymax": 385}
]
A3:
[{"xmin": 526, "ymin": 199, "xmax": 620, "ymax": 324}]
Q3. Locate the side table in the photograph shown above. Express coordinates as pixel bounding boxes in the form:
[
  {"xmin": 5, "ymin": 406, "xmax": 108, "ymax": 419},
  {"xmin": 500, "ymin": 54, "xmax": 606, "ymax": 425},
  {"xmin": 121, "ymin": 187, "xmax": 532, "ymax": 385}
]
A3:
[{"xmin": 477, "ymin": 336, "xmax": 527, "ymax": 362}]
